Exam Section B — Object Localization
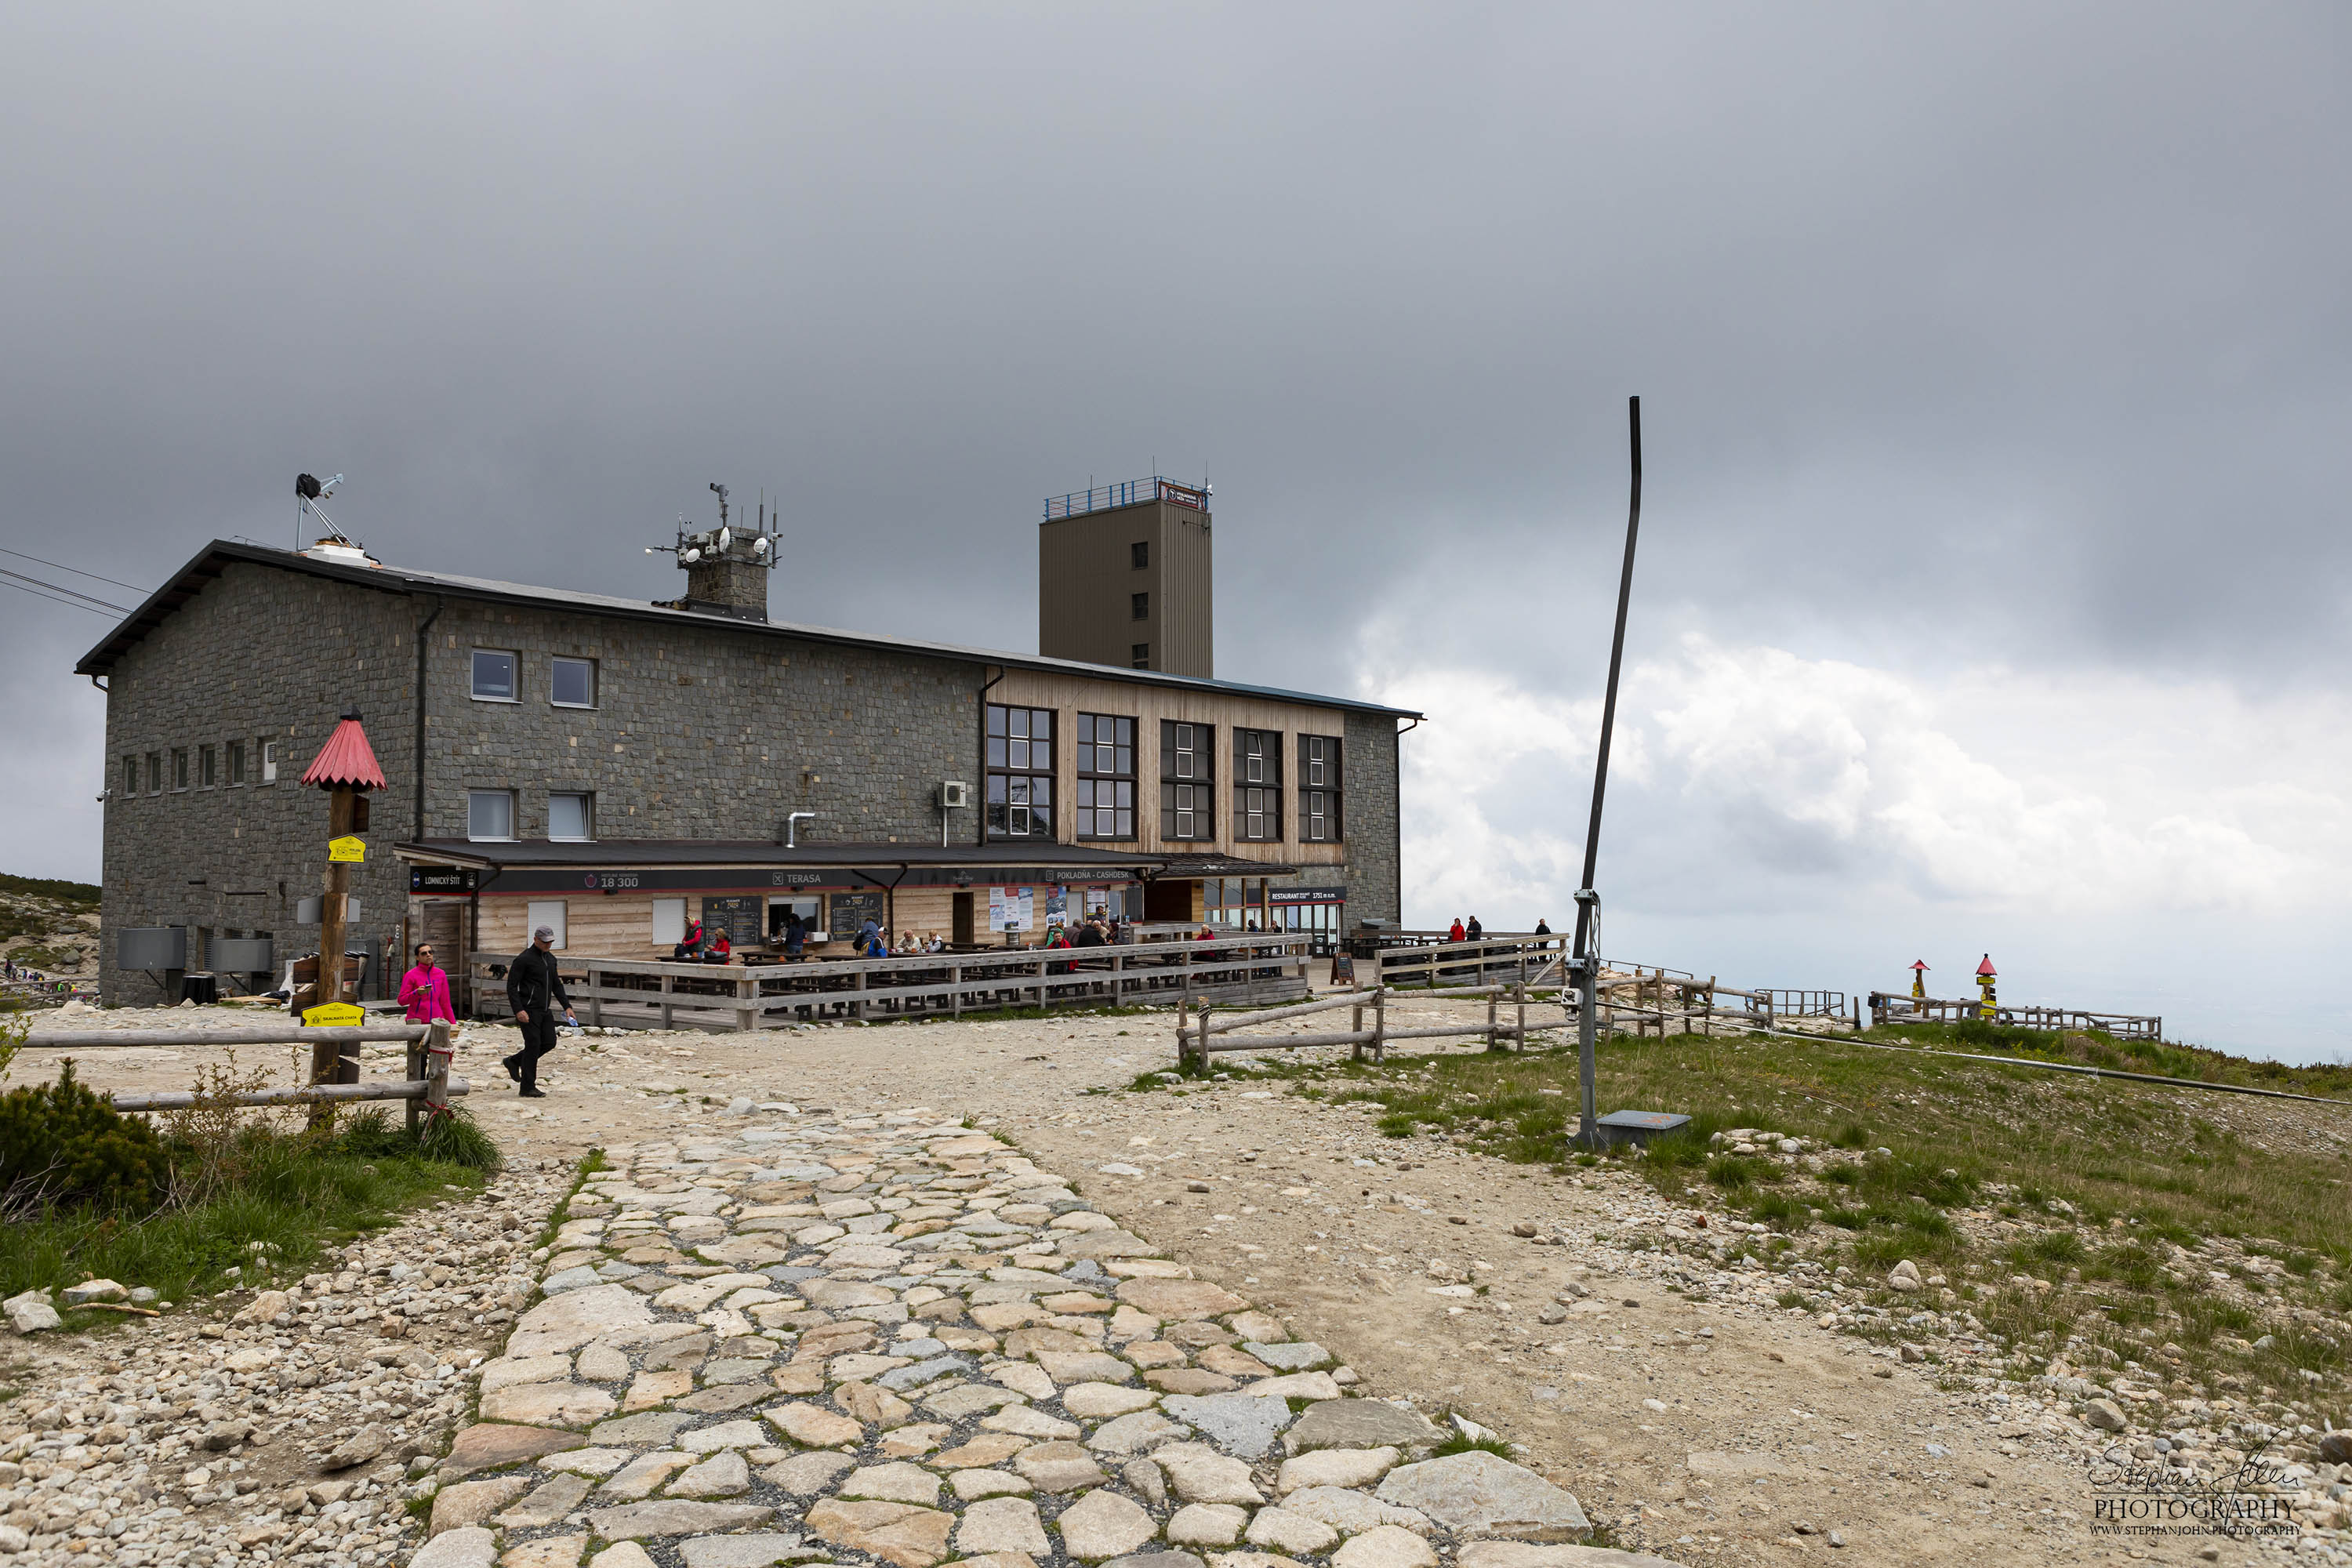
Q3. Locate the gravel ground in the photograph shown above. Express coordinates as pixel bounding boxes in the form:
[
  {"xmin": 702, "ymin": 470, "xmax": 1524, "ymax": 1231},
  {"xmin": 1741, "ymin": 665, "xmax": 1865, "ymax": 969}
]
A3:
[{"xmin": 3, "ymin": 998, "xmax": 2346, "ymax": 1568}]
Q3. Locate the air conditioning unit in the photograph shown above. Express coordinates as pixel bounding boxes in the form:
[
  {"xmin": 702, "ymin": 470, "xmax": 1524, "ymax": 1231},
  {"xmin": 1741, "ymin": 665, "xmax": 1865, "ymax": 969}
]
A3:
[{"xmin": 939, "ymin": 780, "xmax": 971, "ymax": 809}]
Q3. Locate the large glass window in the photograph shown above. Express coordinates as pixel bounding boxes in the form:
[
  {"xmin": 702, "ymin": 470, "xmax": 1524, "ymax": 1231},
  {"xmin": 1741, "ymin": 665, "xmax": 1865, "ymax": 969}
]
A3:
[
  {"xmin": 471, "ymin": 649, "xmax": 518, "ymax": 702},
  {"xmin": 985, "ymin": 705, "xmax": 1054, "ymax": 839},
  {"xmin": 551, "ymin": 656, "xmax": 597, "ymax": 708},
  {"xmin": 1301, "ymin": 734, "xmax": 1343, "ymax": 843},
  {"xmin": 468, "ymin": 789, "xmax": 516, "ymax": 840},
  {"xmin": 1159, "ymin": 720, "xmax": 1214, "ymax": 842},
  {"xmin": 1076, "ymin": 713, "xmax": 1136, "ymax": 840},
  {"xmin": 548, "ymin": 792, "xmax": 593, "ymax": 840},
  {"xmin": 1236, "ymin": 728, "xmax": 1283, "ymax": 841}
]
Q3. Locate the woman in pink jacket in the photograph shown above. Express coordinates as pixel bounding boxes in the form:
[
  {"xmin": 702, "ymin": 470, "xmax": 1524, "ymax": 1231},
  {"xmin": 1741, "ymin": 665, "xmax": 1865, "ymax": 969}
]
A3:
[{"xmin": 398, "ymin": 942, "xmax": 457, "ymax": 1024}]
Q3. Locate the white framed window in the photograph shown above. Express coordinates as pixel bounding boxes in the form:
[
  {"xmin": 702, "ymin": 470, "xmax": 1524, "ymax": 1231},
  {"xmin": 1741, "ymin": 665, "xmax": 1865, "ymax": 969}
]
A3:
[
  {"xmin": 467, "ymin": 789, "xmax": 516, "ymax": 840},
  {"xmin": 527, "ymin": 900, "xmax": 568, "ymax": 949},
  {"xmin": 551, "ymin": 656, "xmax": 597, "ymax": 709},
  {"xmin": 471, "ymin": 649, "xmax": 519, "ymax": 702},
  {"xmin": 548, "ymin": 792, "xmax": 593, "ymax": 841},
  {"xmin": 652, "ymin": 898, "xmax": 687, "ymax": 949},
  {"xmin": 260, "ymin": 740, "xmax": 278, "ymax": 783}
]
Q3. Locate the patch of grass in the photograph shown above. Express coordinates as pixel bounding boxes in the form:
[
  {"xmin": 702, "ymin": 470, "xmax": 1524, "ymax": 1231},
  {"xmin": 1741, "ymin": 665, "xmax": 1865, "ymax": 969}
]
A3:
[
  {"xmin": 1704, "ymin": 1156, "xmax": 1755, "ymax": 1190},
  {"xmin": 1750, "ymin": 1191, "xmax": 1813, "ymax": 1232},
  {"xmin": 1776, "ymin": 1288, "xmax": 1812, "ymax": 1309},
  {"xmin": 1432, "ymin": 1432, "xmax": 1515, "ymax": 1457},
  {"xmin": 0, "ymin": 1110, "xmax": 493, "ymax": 1316}
]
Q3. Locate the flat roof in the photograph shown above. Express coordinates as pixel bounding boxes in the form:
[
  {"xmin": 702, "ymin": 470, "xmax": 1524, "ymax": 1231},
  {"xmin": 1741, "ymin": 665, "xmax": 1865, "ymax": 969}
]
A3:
[
  {"xmin": 77, "ymin": 539, "xmax": 1421, "ymax": 720},
  {"xmin": 392, "ymin": 839, "xmax": 1301, "ymax": 878}
]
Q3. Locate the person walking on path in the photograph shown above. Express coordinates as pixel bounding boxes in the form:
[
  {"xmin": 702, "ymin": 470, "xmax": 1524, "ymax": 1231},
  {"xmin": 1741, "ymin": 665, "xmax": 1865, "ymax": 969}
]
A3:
[
  {"xmin": 503, "ymin": 925, "xmax": 573, "ymax": 1098},
  {"xmin": 397, "ymin": 942, "xmax": 456, "ymax": 1025}
]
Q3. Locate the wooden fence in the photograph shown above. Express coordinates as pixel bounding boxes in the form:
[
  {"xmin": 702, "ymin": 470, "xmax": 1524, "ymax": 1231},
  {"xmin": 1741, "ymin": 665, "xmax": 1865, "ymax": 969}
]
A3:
[
  {"xmin": 19, "ymin": 1020, "xmax": 470, "ymax": 1124},
  {"xmin": 463, "ymin": 932, "xmax": 1313, "ymax": 1033},
  {"xmin": 1867, "ymin": 993, "xmax": 2161, "ymax": 1040}
]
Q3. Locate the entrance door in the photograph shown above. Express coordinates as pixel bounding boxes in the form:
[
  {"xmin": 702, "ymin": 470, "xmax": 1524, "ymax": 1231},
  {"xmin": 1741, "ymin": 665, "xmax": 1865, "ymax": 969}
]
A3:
[{"xmin": 952, "ymin": 891, "xmax": 975, "ymax": 946}]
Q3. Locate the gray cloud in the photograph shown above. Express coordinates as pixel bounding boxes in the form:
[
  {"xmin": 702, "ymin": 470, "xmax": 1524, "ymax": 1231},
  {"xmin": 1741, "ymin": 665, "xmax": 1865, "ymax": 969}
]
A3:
[{"xmin": 3, "ymin": 2, "xmax": 2347, "ymax": 1051}]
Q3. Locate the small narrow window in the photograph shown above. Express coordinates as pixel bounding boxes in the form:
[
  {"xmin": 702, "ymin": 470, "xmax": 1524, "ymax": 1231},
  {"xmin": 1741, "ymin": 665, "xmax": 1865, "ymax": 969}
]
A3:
[
  {"xmin": 468, "ymin": 789, "xmax": 517, "ymax": 841},
  {"xmin": 1131, "ymin": 541, "xmax": 1149, "ymax": 570},
  {"xmin": 145, "ymin": 752, "xmax": 162, "ymax": 794},
  {"xmin": 548, "ymin": 792, "xmax": 593, "ymax": 841},
  {"xmin": 198, "ymin": 745, "xmax": 217, "ymax": 788},
  {"xmin": 551, "ymin": 656, "xmax": 597, "ymax": 708},
  {"xmin": 121, "ymin": 756, "xmax": 137, "ymax": 797},
  {"xmin": 171, "ymin": 749, "xmax": 190, "ymax": 791},
  {"xmin": 1131, "ymin": 591, "xmax": 1149, "ymax": 621},
  {"xmin": 471, "ymin": 649, "xmax": 519, "ymax": 702},
  {"xmin": 1131, "ymin": 643, "xmax": 1150, "ymax": 669},
  {"xmin": 227, "ymin": 740, "xmax": 246, "ymax": 786},
  {"xmin": 260, "ymin": 740, "xmax": 278, "ymax": 784}
]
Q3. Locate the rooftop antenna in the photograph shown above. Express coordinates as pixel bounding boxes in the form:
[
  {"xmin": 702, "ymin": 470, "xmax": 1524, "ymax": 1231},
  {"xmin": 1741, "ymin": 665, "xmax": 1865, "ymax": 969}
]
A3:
[
  {"xmin": 644, "ymin": 480, "xmax": 779, "ymax": 572},
  {"xmin": 294, "ymin": 473, "xmax": 351, "ymax": 548},
  {"xmin": 1570, "ymin": 397, "xmax": 1645, "ymax": 1149}
]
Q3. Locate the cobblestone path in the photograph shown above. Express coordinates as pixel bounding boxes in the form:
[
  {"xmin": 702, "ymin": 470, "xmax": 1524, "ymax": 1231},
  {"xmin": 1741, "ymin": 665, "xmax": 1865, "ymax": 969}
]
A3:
[{"xmin": 408, "ymin": 1109, "xmax": 1642, "ymax": 1568}]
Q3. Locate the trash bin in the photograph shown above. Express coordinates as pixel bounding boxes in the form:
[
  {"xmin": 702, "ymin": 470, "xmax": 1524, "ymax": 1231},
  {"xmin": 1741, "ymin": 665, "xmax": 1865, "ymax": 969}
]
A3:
[{"xmin": 181, "ymin": 972, "xmax": 220, "ymax": 1005}]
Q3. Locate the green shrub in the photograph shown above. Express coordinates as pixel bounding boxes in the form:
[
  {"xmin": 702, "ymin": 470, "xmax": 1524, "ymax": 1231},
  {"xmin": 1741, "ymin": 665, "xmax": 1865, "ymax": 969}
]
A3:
[
  {"xmin": 1705, "ymin": 1156, "xmax": 1755, "ymax": 1189},
  {"xmin": 0, "ymin": 1062, "xmax": 171, "ymax": 1214}
]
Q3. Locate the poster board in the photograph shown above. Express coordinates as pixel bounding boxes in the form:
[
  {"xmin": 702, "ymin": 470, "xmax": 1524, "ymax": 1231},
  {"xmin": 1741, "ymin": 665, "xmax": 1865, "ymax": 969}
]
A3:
[
  {"xmin": 829, "ymin": 890, "xmax": 884, "ymax": 939},
  {"xmin": 702, "ymin": 896, "xmax": 762, "ymax": 951},
  {"xmin": 987, "ymin": 885, "xmax": 1035, "ymax": 933}
]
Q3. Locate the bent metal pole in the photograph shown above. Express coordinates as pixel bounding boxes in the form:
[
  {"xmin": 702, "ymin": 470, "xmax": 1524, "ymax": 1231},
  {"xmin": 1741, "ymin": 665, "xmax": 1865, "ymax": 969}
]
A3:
[{"xmin": 1573, "ymin": 396, "xmax": 1643, "ymax": 1149}]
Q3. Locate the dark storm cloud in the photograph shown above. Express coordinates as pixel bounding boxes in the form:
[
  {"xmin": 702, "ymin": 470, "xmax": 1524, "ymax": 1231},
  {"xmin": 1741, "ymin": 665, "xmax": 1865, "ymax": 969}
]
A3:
[{"xmin": 2, "ymin": 1, "xmax": 2346, "ymax": 873}]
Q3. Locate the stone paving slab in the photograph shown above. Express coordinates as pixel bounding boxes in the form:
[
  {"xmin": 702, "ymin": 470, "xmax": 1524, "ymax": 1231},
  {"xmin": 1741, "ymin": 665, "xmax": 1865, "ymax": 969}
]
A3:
[{"xmin": 407, "ymin": 1109, "xmax": 1660, "ymax": 1568}]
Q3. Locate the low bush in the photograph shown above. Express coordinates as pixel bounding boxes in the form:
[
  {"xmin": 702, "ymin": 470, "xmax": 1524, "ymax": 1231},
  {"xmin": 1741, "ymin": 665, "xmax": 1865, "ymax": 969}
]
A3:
[{"xmin": 0, "ymin": 1062, "xmax": 170, "ymax": 1214}]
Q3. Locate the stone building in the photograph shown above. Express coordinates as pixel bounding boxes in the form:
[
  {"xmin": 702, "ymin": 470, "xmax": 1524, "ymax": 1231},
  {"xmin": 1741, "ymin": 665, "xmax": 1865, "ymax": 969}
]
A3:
[{"xmin": 77, "ymin": 522, "xmax": 1417, "ymax": 1005}]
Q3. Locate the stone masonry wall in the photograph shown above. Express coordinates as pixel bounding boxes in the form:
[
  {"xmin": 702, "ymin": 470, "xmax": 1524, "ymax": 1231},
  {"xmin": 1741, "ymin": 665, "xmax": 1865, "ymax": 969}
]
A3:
[{"xmin": 1341, "ymin": 710, "xmax": 1402, "ymax": 925}]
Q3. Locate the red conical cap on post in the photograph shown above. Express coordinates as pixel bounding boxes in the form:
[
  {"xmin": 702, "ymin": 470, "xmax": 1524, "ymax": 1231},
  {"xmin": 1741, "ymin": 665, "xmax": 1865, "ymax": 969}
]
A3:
[
  {"xmin": 1911, "ymin": 960, "xmax": 1929, "ymax": 972},
  {"xmin": 302, "ymin": 710, "xmax": 387, "ymax": 792},
  {"xmin": 1976, "ymin": 954, "xmax": 1996, "ymax": 977}
]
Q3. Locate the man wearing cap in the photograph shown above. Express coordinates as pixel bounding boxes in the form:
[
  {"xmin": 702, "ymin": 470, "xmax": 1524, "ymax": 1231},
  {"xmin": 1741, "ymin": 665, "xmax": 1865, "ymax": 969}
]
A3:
[{"xmin": 503, "ymin": 924, "xmax": 575, "ymax": 1098}]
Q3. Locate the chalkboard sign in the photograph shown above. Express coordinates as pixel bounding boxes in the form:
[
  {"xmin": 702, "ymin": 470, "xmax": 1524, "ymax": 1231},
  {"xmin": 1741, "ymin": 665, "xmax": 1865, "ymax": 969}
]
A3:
[
  {"xmin": 829, "ymin": 891, "xmax": 884, "ymax": 940},
  {"xmin": 702, "ymin": 896, "xmax": 762, "ymax": 952},
  {"xmin": 1330, "ymin": 952, "xmax": 1356, "ymax": 985}
]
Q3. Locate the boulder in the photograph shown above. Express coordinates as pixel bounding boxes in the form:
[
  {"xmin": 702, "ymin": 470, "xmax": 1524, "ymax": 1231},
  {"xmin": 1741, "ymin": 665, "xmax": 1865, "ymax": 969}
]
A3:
[{"xmin": 1374, "ymin": 1452, "xmax": 1588, "ymax": 1541}]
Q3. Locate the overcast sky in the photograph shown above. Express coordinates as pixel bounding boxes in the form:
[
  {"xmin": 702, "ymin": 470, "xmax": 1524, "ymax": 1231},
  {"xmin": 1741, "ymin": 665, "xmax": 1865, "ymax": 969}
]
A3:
[{"xmin": 4, "ymin": 3, "xmax": 2347, "ymax": 1058}]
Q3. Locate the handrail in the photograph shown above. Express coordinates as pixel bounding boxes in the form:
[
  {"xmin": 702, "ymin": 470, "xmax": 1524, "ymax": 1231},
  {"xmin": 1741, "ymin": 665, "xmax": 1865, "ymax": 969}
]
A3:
[{"xmin": 24, "ymin": 1025, "xmax": 428, "ymax": 1050}]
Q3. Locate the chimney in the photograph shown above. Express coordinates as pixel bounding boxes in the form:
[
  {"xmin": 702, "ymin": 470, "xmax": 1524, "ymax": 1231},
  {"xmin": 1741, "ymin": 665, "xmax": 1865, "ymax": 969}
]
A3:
[{"xmin": 666, "ymin": 484, "xmax": 773, "ymax": 622}]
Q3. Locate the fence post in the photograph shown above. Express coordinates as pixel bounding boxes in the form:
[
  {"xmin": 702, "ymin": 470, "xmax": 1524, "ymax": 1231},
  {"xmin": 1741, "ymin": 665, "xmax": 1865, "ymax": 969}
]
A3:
[
  {"xmin": 423, "ymin": 1019, "xmax": 452, "ymax": 1123},
  {"xmin": 1373, "ymin": 987, "xmax": 1386, "ymax": 1064},
  {"xmin": 1194, "ymin": 1004, "xmax": 1212, "ymax": 1073},
  {"xmin": 951, "ymin": 962, "xmax": 963, "ymax": 1019},
  {"xmin": 1486, "ymin": 991, "xmax": 1497, "ymax": 1051},
  {"xmin": 739, "ymin": 967, "xmax": 756, "ymax": 1033},
  {"xmin": 1516, "ymin": 981, "xmax": 1526, "ymax": 1051},
  {"xmin": 1351, "ymin": 1002, "xmax": 1366, "ymax": 1063}
]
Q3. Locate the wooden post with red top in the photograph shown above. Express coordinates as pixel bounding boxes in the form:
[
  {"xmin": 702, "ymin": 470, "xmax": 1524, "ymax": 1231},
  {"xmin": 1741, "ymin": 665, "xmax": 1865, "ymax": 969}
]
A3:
[
  {"xmin": 299, "ymin": 710, "xmax": 388, "ymax": 1119},
  {"xmin": 1975, "ymin": 954, "xmax": 1998, "ymax": 1019}
]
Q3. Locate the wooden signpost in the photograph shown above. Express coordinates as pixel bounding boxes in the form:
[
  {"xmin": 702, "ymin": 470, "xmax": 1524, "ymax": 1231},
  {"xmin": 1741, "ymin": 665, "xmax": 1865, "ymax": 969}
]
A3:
[{"xmin": 298, "ymin": 710, "xmax": 388, "ymax": 1123}]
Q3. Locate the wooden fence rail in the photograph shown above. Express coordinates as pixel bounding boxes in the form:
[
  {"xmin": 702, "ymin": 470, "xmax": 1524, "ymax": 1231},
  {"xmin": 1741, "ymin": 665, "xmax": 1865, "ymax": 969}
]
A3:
[
  {"xmin": 464, "ymin": 933, "xmax": 1314, "ymax": 1033},
  {"xmin": 1867, "ymin": 993, "xmax": 2162, "ymax": 1040},
  {"xmin": 20, "ymin": 1020, "xmax": 466, "ymax": 1123}
]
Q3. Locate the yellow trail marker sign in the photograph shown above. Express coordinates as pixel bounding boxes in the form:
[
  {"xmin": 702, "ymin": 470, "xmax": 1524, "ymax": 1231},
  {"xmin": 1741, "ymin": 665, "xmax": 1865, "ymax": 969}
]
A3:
[
  {"xmin": 328, "ymin": 836, "xmax": 367, "ymax": 863},
  {"xmin": 303, "ymin": 1002, "xmax": 365, "ymax": 1029}
]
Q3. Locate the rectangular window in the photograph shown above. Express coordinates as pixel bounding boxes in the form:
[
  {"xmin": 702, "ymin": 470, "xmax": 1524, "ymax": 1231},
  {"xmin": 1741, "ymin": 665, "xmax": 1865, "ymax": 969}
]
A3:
[
  {"xmin": 227, "ymin": 740, "xmax": 246, "ymax": 786},
  {"xmin": 1131, "ymin": 643, "xmax": 1150, "ymax": 669},
  {"xmin": 261, "ymin": 740, "xmax": 279, "ymax": 784},
  {"xmin": 985, "ymin": 705, "xmax": 1055, "ymax": 839},
  {"xmin": 1158, "ymin": 720, "xmax": 1214, "ymax": 841},
  {"xmin": 548, "ymin": 792, "xmax": 593, "ymax": 840},
  {"xmin": 551, "ymin": 656, "xmax": 597, "ymax": 708},
  {"xmin": 1236, "ymin": 729, "xmax": 1283, "ymax": 841},
  {"xmin": 144, "ymin": 752, "xmax": 162, "ymax": 794},
  {"xmin": 527, "ymin": 900, "xmax": 568, "ymax": 950},
  {"xmin": 467, "ymin": 789, "xmax": 517, "ymax": 841},
  {"xmin": 1131, "ymin": 591, "xmax": 1149, "ymax": 621},
  {"xmin": 171, "ymin": 748, "xmax": 189, "ymax": 791},
  {"xmin": 122, "ymin": 756, "xmax": 137, "ymax": 798},
  {"xmin": 1131, "ymin": 540, "xmax": 1149, "ymax": 569},
  {"xmin": 1301, "ymin": 734, "xmax": 1343, "ymax": 842},
  {"xmin": 471, "ymin": 648, "xmax": 519, "ymax": 702},
  {"xmin": 198, "ymin": 745, "xmax": 217, "ymax": 788},
  {"xmin": 1076, "ymin": 713, "xmax": 1136, "ymax": 840}
]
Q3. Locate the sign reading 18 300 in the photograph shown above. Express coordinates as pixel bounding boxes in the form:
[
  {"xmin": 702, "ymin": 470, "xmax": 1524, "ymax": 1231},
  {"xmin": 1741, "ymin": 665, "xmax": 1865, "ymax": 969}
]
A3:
[{"xmin": 579, "ymin": 872, "xmax": 641, "ymax": 889}]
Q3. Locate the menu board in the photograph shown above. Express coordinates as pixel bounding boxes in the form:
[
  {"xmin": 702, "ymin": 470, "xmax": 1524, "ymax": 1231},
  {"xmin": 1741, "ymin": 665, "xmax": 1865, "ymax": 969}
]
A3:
[
  {"xmin": 702, "ymin": 896, "xmax": 762, "ymax": 951},
  {"xmin": 829, "ymin": 891, "xmax": 884, "ymax": 940}
]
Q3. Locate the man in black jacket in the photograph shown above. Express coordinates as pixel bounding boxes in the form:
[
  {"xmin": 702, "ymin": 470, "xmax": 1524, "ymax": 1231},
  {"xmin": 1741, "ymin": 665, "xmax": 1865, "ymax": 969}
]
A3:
[{"xmin": 503, "ymin": 924, "xmax": 574, "ymax": 1098}]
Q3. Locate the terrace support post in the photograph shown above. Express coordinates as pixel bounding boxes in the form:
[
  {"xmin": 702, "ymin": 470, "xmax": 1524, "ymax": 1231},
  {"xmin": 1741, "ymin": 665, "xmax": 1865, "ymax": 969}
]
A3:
[
  {"xmin": 660, "ymin": 971, "xmax": 674, "ymax": 1030},
  {"xmin": 739, "ymin": 967, "xmax": 755, "ymax": 1033},
  {"xmin": 588, "ymin": 963, "xmax": 604, "ymax": 1029},
  {"xmin": 852, "ymin": 964, "xmax": 866, "ymax": 1022},
  {"xmin": 952, "ymin": 962, "xmax": 963, "ymax": 1019}
]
